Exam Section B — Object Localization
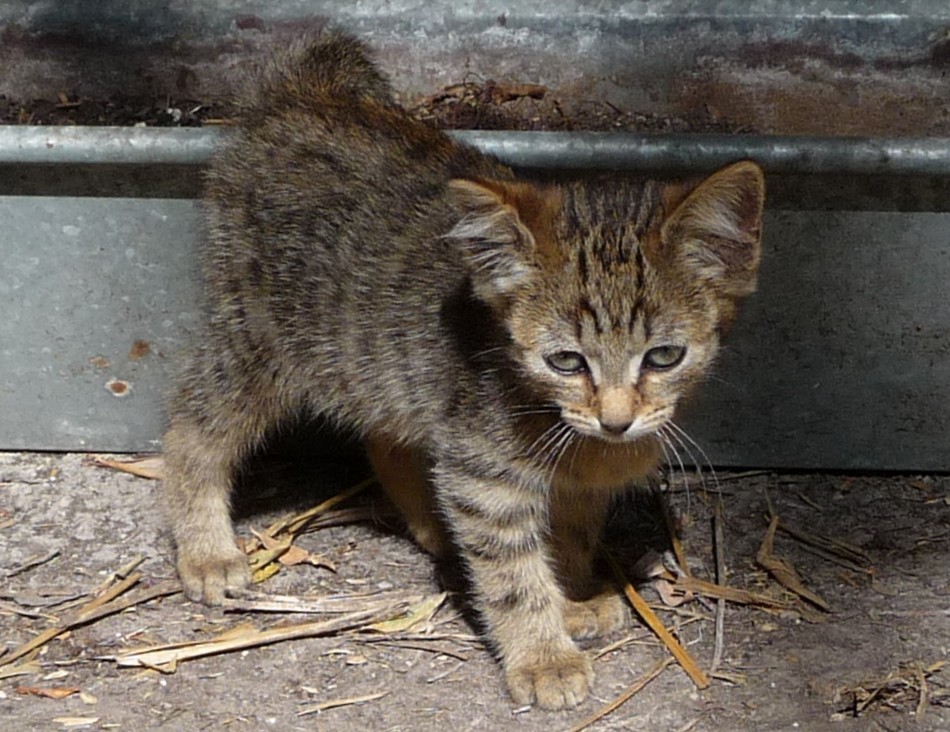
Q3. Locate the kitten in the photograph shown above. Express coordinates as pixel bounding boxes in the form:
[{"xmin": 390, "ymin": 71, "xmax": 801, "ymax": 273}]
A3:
[{"xmin": 163, "ymin": 31, "xmax": 765, "ymax": 710}]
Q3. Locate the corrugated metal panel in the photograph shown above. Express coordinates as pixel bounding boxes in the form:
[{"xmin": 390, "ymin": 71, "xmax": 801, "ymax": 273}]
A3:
[
  {"xmin": 1, "ymin": 197, "xmax": 201, "ymax": 451},
  {"xmin": 4, "ymin": 196, "xmax": 949, "ymax": 470},
  {"xmin": 2, "ymin": 1, "xmax": 949, "ymax": 468}
]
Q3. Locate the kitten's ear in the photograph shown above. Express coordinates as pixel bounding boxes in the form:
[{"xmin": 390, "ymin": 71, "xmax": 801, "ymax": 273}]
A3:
[
  {"xmin": 661, "ymin": 161, "xmax": 765, "ymax": 298},
  {"xmin": 446, "ymin": 178, "xmax": 538, "ymax": 306}
]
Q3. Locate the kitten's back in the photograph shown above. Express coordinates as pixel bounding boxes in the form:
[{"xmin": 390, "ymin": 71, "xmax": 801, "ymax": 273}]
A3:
[{"xmin": 197, "ymin": 32, "xmax": 513, "ymax": 439}]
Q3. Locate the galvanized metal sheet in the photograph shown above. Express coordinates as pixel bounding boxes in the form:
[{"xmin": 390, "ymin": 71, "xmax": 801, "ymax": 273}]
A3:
[
  {"xmin": 0, "ymin": 197, "xmax": 202, "ymax": 452},
  {"xmin": 683, "ymin": 210, "xmax": 950, "ymax": 471},
  {"xmin": 3, "ymin": 196, "xmax": 950, "ymax": 470}
]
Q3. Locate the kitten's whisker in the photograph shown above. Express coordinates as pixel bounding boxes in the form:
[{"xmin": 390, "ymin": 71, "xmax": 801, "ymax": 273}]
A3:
[
  {"xmin": 546, "ymin": 425, "xmax": 576, "ymax": 484},
  {"xmin": 509, "ymin": 403, "xmax": 561, "ymax": 418},
  {"xmin": 472, "ymin": 345, "xmax": 508, "ymax": 359},
  {"xmin": 655, "ymin": 430, "xmax": 675, "ymax": 478},
  {"xmin": 532, "ymin": 424, "xmax": 565, "ymax": 478},
  {"xmin": 667, "ymin": 420, "xmax": 720, "ymax": 496},
  {"xmin": 662, "ymin": 423, "xmax": 707, "ymax": 498},
  {"xmin": 543, "ymin": 424, "xmax": 573, "ymax": 469},
  {"xmin": 658, "ymin": 424, "xmax": 692, "ymax": 508},
  {"xmin": 524, "ymin": 421, "xmax": 569, "ymax": 465},
  {"xmin": 566, "ymin": 433, "xmax": 583, "ymax": 479}
]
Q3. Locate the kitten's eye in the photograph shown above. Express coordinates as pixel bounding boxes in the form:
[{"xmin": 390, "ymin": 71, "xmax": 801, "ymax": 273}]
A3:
[
  {"xmin": 643, "ymin": 345, "xmax": 686, "ymax": 370},
  {"xmin": 544, "ymin": 351, "xmax": 589, "ymax": 375}
]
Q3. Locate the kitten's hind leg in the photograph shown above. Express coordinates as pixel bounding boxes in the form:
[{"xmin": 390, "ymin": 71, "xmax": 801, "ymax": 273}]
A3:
[
  {"xmin": 365, "ymin": 436, "xmax": 449, "ymax": 557},
  {"xmin": 551, "ymin": 488, "xmax": 629, "ymax": 639},
  {"xmin": 563, "ymin": 593, "xmax": 630, "ymax": 640},
  {"xmin": 164, "ymin": 364, "xmax": 285, "ymax": 605}
]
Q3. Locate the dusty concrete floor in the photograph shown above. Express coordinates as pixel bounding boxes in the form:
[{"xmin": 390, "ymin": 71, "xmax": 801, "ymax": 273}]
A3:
[{"xmin": 1, "ymin": 451, "xmax": 948, "ymax": 731}]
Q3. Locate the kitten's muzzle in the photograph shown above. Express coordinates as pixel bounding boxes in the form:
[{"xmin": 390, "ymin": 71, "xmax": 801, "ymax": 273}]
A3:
[{"xmin": 598, "ymin": 417, "xmax": 633, "ymax": 436}]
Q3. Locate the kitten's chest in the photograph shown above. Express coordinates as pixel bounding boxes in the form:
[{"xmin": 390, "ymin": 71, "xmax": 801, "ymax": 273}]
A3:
[
  {"xmin": 518, "ymin": 416, "xmax": 660, "ymax": 492},
  {"xmin": 550, "ymin": 436, "xmax": 660, "ymax": 492}
]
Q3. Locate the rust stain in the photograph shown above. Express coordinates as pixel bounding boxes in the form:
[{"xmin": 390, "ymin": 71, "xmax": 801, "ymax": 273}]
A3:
[
  {"xmin": 676, "ymin": 68, "xmax": 950, "ymax": 137},
  {"xmin": 129, "ymin": 340, "xmax": 151, "ymax": 360},
  {"xmin": 105, "ymin": 379, "xmax": 131, "ymax": 397},
  {"xmin": 88, "ymin": 355, "xmax": 111, "ymax": 369}
]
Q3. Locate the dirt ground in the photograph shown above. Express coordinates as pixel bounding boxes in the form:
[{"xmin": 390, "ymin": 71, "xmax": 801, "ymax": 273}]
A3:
[{"xmin": 1, "ymin": 450, "xmax": 948, "ymax": 732}]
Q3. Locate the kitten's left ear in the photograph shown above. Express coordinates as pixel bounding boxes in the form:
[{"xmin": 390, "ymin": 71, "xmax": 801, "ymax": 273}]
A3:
[
  {"xmin": 446, "ymin": 178, "xmax": 543, "ymax": 307},
  {"xmin": 661, "ymin": 161, "xmax": 765, "ymax": 298}
]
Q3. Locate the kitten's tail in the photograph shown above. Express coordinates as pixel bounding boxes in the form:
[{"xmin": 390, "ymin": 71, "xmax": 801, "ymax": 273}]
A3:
[{"xmin": 238, "ymin": 30, "xmax": 394, "ymax": 121}]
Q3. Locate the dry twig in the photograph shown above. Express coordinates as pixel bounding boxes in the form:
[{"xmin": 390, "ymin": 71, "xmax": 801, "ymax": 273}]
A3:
[
  {"xmin": 835, "ymin": 661, "xmax": 944, "ymax": 718},
  {"xmin": 6, "ymin": 549, "xmax": 61, "ymax": 578},
  {"xmin": 115, "ymin": 607, "xmax": 394, "ymax": 671},
  {"xmin": 297, "ymin": 691, "xmax": 388, "ymax": 716},
  {"xmin": 567, "ymin": 657, "xmax": 674, "ymax": 732},
  {"xmin": 114, "ymin": 593, "xmax": 444, "ymax": 672},
  {"xmin": 710, "ymin": 500, "xmax": 727, "ymax": 673},
  {"xmin": 756, "ymin": 515, "xmax": 830, "ymax": 612},
  {"xmin": 219, "ymin": 590, "xmax": 420, "ymax": 615},
  {"xmin": 0, "ymin": 572, "xmax": 149, "ymax": 669},
  {"xmin": 608, "ymin": 554, "xmax": 709, "ymax": 690}
]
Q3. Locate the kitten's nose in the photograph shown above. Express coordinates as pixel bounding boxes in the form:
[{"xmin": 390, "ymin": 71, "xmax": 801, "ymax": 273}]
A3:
[{"xmin": 599, "ymin": 418, "xmax": 632, "ymax": 436}]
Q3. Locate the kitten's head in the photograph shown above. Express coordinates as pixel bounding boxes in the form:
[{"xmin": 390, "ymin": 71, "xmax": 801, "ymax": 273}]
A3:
[{"xmin": 447, "ymin": 162, "xmax": 764, "ymax": 443}]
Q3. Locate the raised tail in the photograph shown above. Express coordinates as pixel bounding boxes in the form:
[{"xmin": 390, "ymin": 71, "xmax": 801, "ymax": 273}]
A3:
[{"xmin": 237, "ymin": 30, "xmax": 394, "ymax": 122}]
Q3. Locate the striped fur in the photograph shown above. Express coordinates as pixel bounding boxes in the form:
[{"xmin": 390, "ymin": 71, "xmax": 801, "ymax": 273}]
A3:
[{"xmin": 163, "ymin": 32, "xmax": 765, "ymax": 711}]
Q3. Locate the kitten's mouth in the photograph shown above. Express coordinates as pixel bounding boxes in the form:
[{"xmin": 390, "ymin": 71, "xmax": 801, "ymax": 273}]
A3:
[{"xmin": 566, "ymin": 420, "xmax": 651, "ymax": 444}]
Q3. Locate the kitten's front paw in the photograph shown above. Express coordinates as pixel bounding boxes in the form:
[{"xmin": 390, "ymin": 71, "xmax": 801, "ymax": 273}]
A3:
[
  {"xmin": 505, "ymin": 646, "xmax": 593, "ymax": 710},
  {"xmin": 564, "ymin": 592, "xmax": 630, "ymax": 640},
  {"xmin": 177, "ymin": 546, "xmax": 250, "ymax": 605}
]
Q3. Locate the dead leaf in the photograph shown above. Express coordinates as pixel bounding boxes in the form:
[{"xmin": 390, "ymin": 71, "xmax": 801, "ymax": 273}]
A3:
[
  {"xmin": 250, "ymin": 529, "xmax": 290, "ymax": 553},
  {"xmin": 89, "ymin": 455, "xmax": 165, "ymax": 480},
  {"xmin": 114, "ymin": 605, "xmax": 402, "ymax": 670},
  {"xmin": 368, "ymin": 592, "xmax": 447, "ymax": 633},
  {"xmin": 276, "ymin": 544, "xmax": 311, "ymax": 566},
  {"xmin": 630, "ymin": 549, "xmax": 667, "ymax": 580},
  {"xmin": 17, "ymin": 685, "xmax": 80, "ymax": 699},
  {"xmin": 277, "ymin": 545, "xmax": 336, "ymax": 571},
  {"xmin": 486, "ymin": 81, "xmax": 547, "ymax": 104},
  {"xmin": 250, "ymin": 562, "xmax": 282, "ymax": 584},
  {"xmin": 302, "ymin": 553, "xmax": 336, "ymax": 571},
  {"xmin": 655, "ymin": 578, "xmax": 691, "ymax": 607}
]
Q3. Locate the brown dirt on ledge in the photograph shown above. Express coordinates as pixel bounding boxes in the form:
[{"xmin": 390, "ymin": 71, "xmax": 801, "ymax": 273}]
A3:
[{"xmin": 0, "ymin": 79, "xmax": 753, "ymax": 133}]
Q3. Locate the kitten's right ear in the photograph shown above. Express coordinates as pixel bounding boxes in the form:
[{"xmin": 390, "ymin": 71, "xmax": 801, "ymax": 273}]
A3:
[
  {"xmin": 660, "ymin": 160, "xmax": 765, "ymax": 298},
  {"xmin": 445, "ymin": 179, "xmax": 537, "ymax": 307}
]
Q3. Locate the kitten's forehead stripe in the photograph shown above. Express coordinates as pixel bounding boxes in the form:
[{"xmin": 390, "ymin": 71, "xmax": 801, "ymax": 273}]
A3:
[
  {"xmin": 628, "ymin": 296, "xmax": 644, "ymax": 334},
  {"xmin": 559, "ymin": 178, "xmax": 667, "ymax": 340},
  {"xmin": 577, "ymin": 247, "xmax": 589, "ymax": 286},
  {"xmin": 578, "ymin": 295, "xmax": 605, "ymax": 336}
]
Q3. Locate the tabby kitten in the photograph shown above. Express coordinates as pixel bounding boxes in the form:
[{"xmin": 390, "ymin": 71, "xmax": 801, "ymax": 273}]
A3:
[{"xmin": 163, "ymin": 32, "xmax": 765, "ymax": 710}]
